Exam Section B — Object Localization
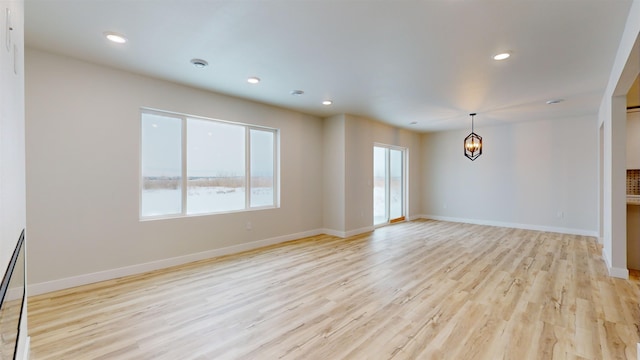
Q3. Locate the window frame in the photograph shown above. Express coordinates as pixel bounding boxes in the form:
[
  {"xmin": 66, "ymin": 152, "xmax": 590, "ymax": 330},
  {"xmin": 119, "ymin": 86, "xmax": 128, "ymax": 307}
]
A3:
[{"xmin": 139, "ymin": 108, "xmax": 280, "ymax": 220}]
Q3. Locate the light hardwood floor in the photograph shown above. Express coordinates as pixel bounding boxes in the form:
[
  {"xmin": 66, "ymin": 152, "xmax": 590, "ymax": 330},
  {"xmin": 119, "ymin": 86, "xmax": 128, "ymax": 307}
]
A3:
[{"xmin": 28, "ymin": 220, "xmax": 640, "ymax": 359}]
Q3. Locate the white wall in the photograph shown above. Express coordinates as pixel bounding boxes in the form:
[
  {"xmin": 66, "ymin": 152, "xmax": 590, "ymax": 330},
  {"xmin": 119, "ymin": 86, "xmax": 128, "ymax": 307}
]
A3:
[
  {"xmin": 25, "ymin": 48, "xmax": 324, "ymax": 291},
  {"xmin": 0, "ymin": 0, "xmax": 27, "ymax": 358},
  {"xmin": 422, "ymin": 115, "xmax": 598, "ymax": 235},
  {"xmin": 344, "ymin": 114, "xmax": 422, "ymax": 232},
  {"xmin": 0, "ymin": 0, "xmax": 25, "ymax": 281},
  {"xmin": 25, "ymin": 49, "xmax": 426, "ymax": 293},
  {"xmin": 324, "ymin": 115, "xmax": 422, "ymax": 237},
  {"xmin": 322, "ymin": 115, "xmax": 346, "ymax": 234},
  {"xmin": 321, "ymin": 114, "xmax": 422, "ymax": 236},
  {"xmin": 599, "ymin": 0, "xmax": 640, "ymax": 278},
  {"xmin": 25, "ymin": 7, "xmax": 638, "ymax": 293}
]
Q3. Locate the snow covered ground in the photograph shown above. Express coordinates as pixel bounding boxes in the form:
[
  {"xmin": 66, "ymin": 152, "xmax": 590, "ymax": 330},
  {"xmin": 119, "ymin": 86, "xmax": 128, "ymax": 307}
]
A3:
[
  {"xmin": 141, "ymin": 187, "xmax": 274, "ymax": 217},
  {"xmin": 143, "ymin": 184, "xmax": 398, "ymax": 222}
]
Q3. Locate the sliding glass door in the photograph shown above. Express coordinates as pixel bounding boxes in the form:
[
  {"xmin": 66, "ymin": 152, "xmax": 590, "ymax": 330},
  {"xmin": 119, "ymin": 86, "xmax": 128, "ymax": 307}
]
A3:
[{"xmin": 374, "ymin": 145, "xmax": 406, "ymax": 226}]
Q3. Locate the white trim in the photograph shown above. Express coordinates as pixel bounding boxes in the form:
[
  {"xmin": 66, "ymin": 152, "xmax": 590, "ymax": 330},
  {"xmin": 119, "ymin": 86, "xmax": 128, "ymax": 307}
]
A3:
[
  {"xmin": 407, "ymin": 214, "xmax": 423, "ymax": 221},
  {"xmin": 345, "ymin": 226, "xmax": 375, "ymax": 238},
  {"xmin": 5, "ymin": 286, "xmax": 24, "ymax": 301},
  {"xmin": 322, "ymin": 226, "xmax": 375, "ymax": 238},
  {"xmin": 18, "ymin": 336, "xmax": 29, "ymax": 360},
  {"xmin": 420, "ymin": 214, "xmax": 599, "ymax": 237},
  {"xmin": 602, "ymin": 238, "xmax": 629, "ymax": 280},
  {"xmin": 600, "ymin": 242, "xmax": 629, "ymax": 279},
  {"xmin": 26, "ymin": 217, "xmax": 612, "ymax": 296},
  {"xmin": 322, "ymin": 228, "xmax": 347, "ymax": 238},
  {"xmin": 423, "ymin": 214, "xmax": 633, "ymax": 277},
  {"xmin": 28, "ymin": 228, "xmax": 324, "ymax": 296},
  {"xmin": 373, "ymin": 144, "xmax": 409, "ymax": 226},
  {"xmin": 603, "ymin": 246, "xmax": 612, "ymax": 270},
  {"xmin": 139, "ymin": 109, "xmax": 280, "ymax": 220},
  {"xmin": 603, "ymin": 255, "xmax": 630, "ymax": 280},
  {"xmin": 609, "ymin": 267, "xmax": 630, "ymax": 279}
]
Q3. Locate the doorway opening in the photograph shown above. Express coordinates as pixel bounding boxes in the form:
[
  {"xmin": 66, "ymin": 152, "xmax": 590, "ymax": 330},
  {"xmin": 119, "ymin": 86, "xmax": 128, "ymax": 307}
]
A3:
[{"xmin": 373, "ymin": 144, "xmax": 407, "ymax": 226}]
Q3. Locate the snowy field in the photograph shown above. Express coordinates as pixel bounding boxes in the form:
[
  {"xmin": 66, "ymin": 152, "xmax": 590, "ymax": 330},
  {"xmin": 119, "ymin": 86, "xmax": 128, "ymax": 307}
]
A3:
[
  {"xmin": 143, "ymin": 184, "xmax": 399, "ymax": 221},
  {"xmin": 373, "ymin": 179, "xmax": 402, "ymax": 225},
  {"xmin": 141, "ymin": 187, "xmax": 274, "ymax": 217}
]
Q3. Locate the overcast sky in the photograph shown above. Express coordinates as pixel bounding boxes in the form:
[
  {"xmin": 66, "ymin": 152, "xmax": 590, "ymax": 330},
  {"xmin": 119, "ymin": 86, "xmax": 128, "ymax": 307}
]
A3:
[{"xmin": 142, "ymin": 112, "xmax": 274, "ymax": 178}]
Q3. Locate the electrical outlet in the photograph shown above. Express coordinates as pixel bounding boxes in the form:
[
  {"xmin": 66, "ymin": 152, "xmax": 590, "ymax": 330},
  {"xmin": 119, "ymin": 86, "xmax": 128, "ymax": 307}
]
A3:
[
  {"xmin": 557, "ymin": 211, "xmax": 564, "ymax": 219},
  {"xmin": 245, "ymin": 221, "xmax": 252, "ymax": 231}
]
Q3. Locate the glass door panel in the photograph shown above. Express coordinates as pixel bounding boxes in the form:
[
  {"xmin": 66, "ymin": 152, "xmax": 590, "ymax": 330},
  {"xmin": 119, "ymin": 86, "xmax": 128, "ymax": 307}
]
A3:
[
  {"xmin": 373, "ymin": 146, "xmax": 387, "ymax": 225},
  {"xmin": 389, "ymin": 149, "xmax": 403, "ymax": 221},
  {"xmin": 373, "ymin": 145, "xmax": 405, "ymax": 225}
]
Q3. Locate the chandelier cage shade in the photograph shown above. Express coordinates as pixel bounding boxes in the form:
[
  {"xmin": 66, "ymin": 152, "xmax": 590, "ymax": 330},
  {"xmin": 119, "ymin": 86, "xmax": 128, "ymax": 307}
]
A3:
[{"xmin": 464, "ymin": 113, "xmax": 482, "ymax": 161}]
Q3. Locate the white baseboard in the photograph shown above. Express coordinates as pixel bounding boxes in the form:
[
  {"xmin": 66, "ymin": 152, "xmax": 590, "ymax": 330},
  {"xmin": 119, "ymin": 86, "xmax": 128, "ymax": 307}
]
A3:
[
  {"xmin": 16, "ymin": 335, "xmax": 29, "ymax": 360},
  {"xmin": 322, "ymin": 228, "xmax": 347, "ymax": 238},
  {"xmin": 407, "ymin": 214, "xmax": 423, "ymax": 221},
  {"xmin": 24, "ymin": 217, "xmax": 611, "ymax": 296},
  {"xmin": 5, "ymin": 286, "xmax": 24, "ymax": 301},
  {"xmin": 322, "ymin": 226, "xmax": 374, "ymax": 238},
  {"xmin": 423, "ymin": 214, "xmax": 630, "ymax": 279},
  {"xmin": 419, "ymin": 214, "xmax": 598, "ymax": 237},
  {"xmin": 602, "ymin": 247, "xmax": 629, "ymax": 280},
  {"xmin": 28, "ymin": 228, "xmax": 324, "ymax": 296},
  {"xmin": 345, "ymin": 226, "xmax": 375, "ymax": 237},
  {"xmin": 608, "ymin": 266, "xmax": 630, "ymax": 279}
]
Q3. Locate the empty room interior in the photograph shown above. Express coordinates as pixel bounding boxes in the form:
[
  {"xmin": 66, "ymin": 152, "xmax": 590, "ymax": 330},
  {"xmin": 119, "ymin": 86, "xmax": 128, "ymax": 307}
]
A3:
[{"xmin": 2, "ymin": 0, "xmax": 640, "ymax": 359}]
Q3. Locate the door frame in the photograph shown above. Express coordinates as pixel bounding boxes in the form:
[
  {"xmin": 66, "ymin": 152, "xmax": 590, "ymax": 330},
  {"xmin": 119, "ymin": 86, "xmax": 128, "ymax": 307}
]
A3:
[{"xmin": 373, "ymin": 143, "xmax": 408, "ymax": 227}]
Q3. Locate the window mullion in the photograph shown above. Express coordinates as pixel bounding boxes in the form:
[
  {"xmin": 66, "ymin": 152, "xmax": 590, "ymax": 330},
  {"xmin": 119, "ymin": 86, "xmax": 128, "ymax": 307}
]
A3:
[
  {"xmin": 273, "ymin": 129, "xmax": 278, "ymax": 207},
  {"xmin": 181, "ymin": 116, "xmax": 188, "ymax": 215},
  {"xmin": 385, "ymin": 149, "xmax": 391, "ymax": 222},
  {"xmin": 245, "ymin": 127, "xmax": 251, "ymax": 210},
  {"xmin": 141, "ymin": 108, "xmax": 278, "ymax": 219}
]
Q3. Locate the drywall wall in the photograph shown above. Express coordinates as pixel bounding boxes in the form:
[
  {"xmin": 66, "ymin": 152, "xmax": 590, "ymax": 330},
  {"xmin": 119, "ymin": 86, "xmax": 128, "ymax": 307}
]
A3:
[
  {"xmin": 0, "ymin": 0, "xmax": 25, "ymax": 281},
  {"xmin": 628, "ymin": 110, "xmax": 640, "ymax": 169},
  {"xmin": 321, "ymin": 114, "xmax": 422, "ymax": 236},
  {"xmin": 422, "ymin": 115, "xmax": 598, "ymax": 235},
  {"xmin": 25, "ymin": 48, "xmax": 324, "ymax": 289},
  {"xmin": 323, "ymin": 115, "xmax": 346, "ymax": 234},
  {"xmin": 0, "ymin": 0, "xmax": 28, "ymax": 358},
  {"xmin": 344, "ymin": 114, "xmax": 422, "ymax": 232},
  {"xmin": 599, "ymin": 0, "xmax": 640, "ymax": 278}
]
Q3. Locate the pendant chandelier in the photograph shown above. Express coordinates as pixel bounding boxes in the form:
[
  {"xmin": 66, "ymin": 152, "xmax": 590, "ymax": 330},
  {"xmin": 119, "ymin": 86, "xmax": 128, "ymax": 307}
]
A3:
[{"xmin": 464, "ymin": 113, "xmax": 482, "ymax": 161}]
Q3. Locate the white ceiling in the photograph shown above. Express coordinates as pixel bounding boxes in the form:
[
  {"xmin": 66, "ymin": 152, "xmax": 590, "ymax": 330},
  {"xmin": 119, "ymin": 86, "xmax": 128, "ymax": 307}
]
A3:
[{"xmin": 25, "ymin": 0, "xmax": 633, "ymax": 132}]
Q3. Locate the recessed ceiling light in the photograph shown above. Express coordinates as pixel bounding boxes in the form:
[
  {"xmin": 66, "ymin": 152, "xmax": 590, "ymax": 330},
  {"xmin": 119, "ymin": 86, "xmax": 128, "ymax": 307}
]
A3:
[
  {"xmin": 104, "ymin": 31, "xmax": 127, "ymax": 44},
  {"xmin": 190, "ymin": 58, "xmax": 208, "ymax": 68},
  {"xmin": 290, "ymin": 90, "xmax": 304, "ymax": 96},
  {"xmin": 247, "ymin": 77, "xmax": 261, "ymax": 84},
  {"xmin": 546, "ymin": 99, "xmax": 565, "ymax": 104},
  {"xmin": 493, "ymin": 52, "xmax": 511, "ymax": 61},
  {"xmin": 322, "ymin": 100, "xmax": 333, "ymax": 105}
]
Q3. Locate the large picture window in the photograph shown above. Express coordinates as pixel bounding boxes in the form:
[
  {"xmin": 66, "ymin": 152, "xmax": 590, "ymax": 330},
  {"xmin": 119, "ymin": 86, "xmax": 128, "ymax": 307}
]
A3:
[{"xmin": 140, "ymin": 109, "xmax": 279, "ymax": 219}]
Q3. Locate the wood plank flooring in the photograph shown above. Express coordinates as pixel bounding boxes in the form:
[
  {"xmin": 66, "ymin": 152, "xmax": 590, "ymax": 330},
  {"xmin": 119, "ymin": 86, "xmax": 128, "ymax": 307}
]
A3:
[{"xmin": 28, "ymin": 220, "xmax": 640, "ymax": 359}]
